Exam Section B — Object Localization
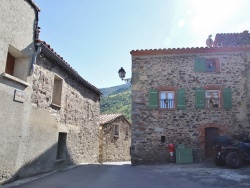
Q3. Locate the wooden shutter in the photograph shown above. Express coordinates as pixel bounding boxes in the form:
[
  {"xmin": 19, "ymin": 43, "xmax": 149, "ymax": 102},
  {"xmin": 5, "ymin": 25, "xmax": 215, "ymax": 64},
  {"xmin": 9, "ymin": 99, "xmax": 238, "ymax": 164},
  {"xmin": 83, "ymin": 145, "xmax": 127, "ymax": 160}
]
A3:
[
  {"xmin": 195, "ymin": 88, "xmax": 205, "ymax": 109},
  {"xmin": 149, "ymin": 89, "xmax": 158, "ymax": 109},
  {"xmin": 5, "ymin": 52, "xmax": 15, "ymax": 75},
  {"xmin": 194, "ymin": 57, "xmax": 206, "ymax": 72},
  {"xmin": 223, "ymin": 88, "xmax": 232, "ymax": 110},
  {"xmin": 177, "ymin": 89, "xmax": 186, "ymax": 110}
]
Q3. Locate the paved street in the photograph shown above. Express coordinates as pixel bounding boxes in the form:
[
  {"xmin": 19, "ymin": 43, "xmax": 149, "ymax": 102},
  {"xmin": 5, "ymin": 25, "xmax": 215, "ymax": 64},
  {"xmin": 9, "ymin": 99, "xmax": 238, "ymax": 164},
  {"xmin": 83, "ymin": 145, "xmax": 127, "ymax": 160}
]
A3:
[{"xmin": 3, "ymin": 161, "xmax": 250, "ymax": 188}]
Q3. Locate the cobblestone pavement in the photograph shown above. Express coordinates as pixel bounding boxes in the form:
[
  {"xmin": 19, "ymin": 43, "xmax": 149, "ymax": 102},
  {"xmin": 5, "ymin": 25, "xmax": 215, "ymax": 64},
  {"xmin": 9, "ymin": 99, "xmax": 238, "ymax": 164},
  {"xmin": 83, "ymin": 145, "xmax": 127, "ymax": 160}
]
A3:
[{"xmin": 2, "ymin": 161, "xmax": 250, "ymax": 188}]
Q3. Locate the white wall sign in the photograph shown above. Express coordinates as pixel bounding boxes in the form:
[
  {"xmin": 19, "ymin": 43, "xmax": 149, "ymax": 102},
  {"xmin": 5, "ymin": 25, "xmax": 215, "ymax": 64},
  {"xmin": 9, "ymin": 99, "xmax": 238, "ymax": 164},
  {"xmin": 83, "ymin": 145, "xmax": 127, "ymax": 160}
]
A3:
[{"xmin": 14, "ymin": 89, "xmax": 25, "ymax": 103}]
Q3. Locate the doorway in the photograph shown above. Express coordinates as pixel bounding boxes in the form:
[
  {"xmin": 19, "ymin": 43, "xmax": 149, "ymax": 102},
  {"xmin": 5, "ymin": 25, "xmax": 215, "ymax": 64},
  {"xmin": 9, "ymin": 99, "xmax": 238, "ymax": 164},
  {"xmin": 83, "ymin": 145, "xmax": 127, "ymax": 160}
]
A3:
[{"xmin": 205, "ymin": 127, "xmax": 219, "ymax": 158}]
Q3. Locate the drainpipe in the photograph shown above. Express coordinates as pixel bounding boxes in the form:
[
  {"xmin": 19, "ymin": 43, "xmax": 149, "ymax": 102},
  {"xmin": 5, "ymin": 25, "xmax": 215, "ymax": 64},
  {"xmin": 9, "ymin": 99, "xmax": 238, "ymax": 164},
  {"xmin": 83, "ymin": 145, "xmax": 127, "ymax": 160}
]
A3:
[{"xmin": 30, "ymin": 41, "xmax": 41, "ymax": 75}]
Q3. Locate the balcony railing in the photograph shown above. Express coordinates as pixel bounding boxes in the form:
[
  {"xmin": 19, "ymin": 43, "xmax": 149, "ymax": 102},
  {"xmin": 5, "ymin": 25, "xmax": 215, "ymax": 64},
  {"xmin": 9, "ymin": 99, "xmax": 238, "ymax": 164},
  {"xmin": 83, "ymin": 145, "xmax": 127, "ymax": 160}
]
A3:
[
  {"xmin": 160, "ymin": 99, "xmax": 174, "ymax": 109},
  {"xmin": 206, "ymin": 98, "xmax": 220, "ymax": 108}
]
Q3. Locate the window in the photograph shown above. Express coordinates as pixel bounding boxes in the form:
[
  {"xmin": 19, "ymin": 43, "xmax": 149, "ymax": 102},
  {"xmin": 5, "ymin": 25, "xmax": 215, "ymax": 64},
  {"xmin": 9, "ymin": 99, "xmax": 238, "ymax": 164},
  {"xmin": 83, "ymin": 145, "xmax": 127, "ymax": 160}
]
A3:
[
  {"xmin": 52, "ymin": 75, "xmax": 63, "ymax": 107},
  {"xmin": 205, "ymin": 90, "xmax": 220, "ymax": 108},
  {"xmin": 206, "ymin": 59, "xmax": 216, "ymax": 72},
  {"xmin": 149, "ymin": 88, "xmax": 186, "ymax": 110},
  {"xmin": 161, "ymin": 136, "xmax": 166, "ymax": 143},
  {"xmin": 3, "ymin": 45, "xmax": 30, "ymax": 83},
  {"xmin": 196, "ymin": 87, "xmax": 232, "ymax": 110},
  {"xmin": 5, "ymin": 52, "xmax": 15, "ymax": 76},
  {"xmin": 115, "ymin": 124, "xmax": 119, "ymax": 136},
  {"xmin": 126, "ymin": 126, "xmax": 129, "ymax": 136},
  {"xmin": 56, "ymin": 132, "xmax": 67, "ymax": 160},
  {"xmin": 159, "ymin": 91, "xmax": 175, "ymax": 109},
  {"xmin": 194, "ymin": 57, "xmax": 220, "ymax": 73}
]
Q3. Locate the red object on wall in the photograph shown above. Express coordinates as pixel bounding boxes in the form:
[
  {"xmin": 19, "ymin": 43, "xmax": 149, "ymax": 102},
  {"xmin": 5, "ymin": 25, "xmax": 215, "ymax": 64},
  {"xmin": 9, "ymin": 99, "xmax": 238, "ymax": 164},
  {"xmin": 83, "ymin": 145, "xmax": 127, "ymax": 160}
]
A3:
[{"xmin": 168, "ymin": 143, "xmax": 175, "ymax": 152}]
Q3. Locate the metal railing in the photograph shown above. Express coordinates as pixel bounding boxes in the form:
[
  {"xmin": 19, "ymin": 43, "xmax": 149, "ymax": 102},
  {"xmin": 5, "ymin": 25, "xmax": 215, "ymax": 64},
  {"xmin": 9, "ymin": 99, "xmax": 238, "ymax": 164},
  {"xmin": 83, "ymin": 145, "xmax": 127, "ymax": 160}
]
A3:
[
  {"xmin": 160, "ymin": 99, "xmax": 174, "ymax": 109},
  {"xmin": 206, "ymin": 98, "xmax": 220, "ymax": 108}
]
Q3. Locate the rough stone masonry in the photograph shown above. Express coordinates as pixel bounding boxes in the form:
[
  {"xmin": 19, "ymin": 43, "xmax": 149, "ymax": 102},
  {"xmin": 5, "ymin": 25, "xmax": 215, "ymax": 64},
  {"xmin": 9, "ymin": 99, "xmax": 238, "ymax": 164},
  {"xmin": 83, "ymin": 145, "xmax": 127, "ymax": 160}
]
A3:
[{"xmin": 131, "ymin": 49, "xmax": 250, "ymax": 164}]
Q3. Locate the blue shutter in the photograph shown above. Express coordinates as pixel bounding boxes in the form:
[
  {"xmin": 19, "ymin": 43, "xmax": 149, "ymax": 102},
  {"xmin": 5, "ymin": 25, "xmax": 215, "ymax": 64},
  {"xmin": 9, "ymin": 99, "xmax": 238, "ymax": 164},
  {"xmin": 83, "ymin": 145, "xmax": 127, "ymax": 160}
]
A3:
[
  {"xmin": 195, "ymin": 88, "xmax": 205, "ymax": 109},
  {"xmin": 223, "ymin": 88, "xmax": 232, "ymax": 110},
  {"xmin": 149, "ymin": 89, "xmax": 158, "ymax": 109},
  {"xmin": 177, "ymin": 89, "xmax": 186, "ymax": 110},
  {"xmin": 194, "ymin": 58, "xmax": 206, "ymax": 72}
]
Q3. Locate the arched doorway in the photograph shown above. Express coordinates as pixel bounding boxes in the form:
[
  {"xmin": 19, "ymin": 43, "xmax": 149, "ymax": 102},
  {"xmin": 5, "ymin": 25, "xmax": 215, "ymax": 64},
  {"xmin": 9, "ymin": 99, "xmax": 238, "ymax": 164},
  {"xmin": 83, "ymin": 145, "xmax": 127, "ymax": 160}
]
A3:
[{"xmin": 205, "ymin": 127, "xmax": 219, "ymax": 158}]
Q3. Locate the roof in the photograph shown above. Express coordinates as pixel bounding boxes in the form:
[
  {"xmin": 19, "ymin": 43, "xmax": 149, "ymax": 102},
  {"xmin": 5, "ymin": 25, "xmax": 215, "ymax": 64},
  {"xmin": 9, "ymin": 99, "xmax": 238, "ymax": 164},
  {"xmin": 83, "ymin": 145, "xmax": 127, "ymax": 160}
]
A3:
[
  {"xmin": 130, "ymin": 45, "xmax": 250, "ymax": 56},
  {"xmin": 214, "ymin": 30, "xmax": 250, "ymax": 47},
  {"xmin": 131, "ymin": 30, "xmax": 250, "ymax": 56},
  {"xmin": 40, "ymin": 42, "xmax": 102, "ymax": 96},
  {"xmin": 25, "ymin": 0, "xmax": 40, "ymax": 12},
  {"xmin": 100, "ymin": 114, "xmax": 131, "ymax": 125}
]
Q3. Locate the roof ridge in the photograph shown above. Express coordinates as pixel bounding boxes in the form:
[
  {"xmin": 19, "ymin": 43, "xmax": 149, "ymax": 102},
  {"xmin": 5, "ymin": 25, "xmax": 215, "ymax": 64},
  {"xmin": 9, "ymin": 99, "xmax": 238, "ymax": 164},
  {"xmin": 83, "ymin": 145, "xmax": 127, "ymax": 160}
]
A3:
[
  {"xmin": 41, "ymin": 41, "xmax": 101, "ymax": 95},
  {"xmin": 130, "ymin": 45, "xmax": 250, "ymax": 53}
]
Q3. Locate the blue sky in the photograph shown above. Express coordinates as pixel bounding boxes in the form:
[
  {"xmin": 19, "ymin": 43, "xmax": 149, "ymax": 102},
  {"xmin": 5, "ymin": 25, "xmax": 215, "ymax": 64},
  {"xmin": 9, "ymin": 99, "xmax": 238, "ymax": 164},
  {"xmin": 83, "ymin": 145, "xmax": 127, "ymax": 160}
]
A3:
[{"xmin": 35, "ymin": 0, "xmax": 250, "ymax": 88}]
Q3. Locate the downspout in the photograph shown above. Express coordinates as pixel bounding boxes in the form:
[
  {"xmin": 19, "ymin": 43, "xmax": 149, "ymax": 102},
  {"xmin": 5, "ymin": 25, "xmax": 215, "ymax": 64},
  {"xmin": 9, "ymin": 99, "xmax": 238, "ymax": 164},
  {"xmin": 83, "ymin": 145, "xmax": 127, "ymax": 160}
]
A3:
[
  {"xmin": 30, "ymin": 17, "xmax": 41, "ymax": 75},
  {"xmin": 30, "ymin": 42, "xmax": 41, "ymax": 75}
]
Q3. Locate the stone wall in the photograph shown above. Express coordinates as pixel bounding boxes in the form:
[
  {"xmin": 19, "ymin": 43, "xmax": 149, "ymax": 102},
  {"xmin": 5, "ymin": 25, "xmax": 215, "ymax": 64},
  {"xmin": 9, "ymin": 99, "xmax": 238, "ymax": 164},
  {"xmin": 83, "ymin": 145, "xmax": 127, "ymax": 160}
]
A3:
[
  {"xmin": 131, "ymin": 51, "xmax": 250, "ymax": 164},
  {"xmin": 30, "ymin": 53, "xmax": 100, "ymax": 165},
  {"xmin": 100, "ymin": 117, "xmax": 131, "ymax": 162}
]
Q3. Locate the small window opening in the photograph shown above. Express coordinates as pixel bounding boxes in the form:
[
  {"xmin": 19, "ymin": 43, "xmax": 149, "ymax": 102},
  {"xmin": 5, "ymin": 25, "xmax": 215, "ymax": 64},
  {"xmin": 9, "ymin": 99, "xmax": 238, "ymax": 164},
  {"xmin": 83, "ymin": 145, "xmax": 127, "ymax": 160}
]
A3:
[
  {"xmin": 5, "ymin": 52, "xmax": 15, "ymax": 75},
  {"xmin": 161, "ymin": 136, "xmax": 166, "ymax": 143},
  {"xmin": 115, "ymin": 124, "xmax": 119, "ymax": 136},
  {"xmin": 126, "ymin": 126, "xmax": 129, "ymax": 136},
  {"xmin": 56, "ymin": 132, "xmax": 67, "ymax": 160},
  {"xmin": 52, "ymin": 75, "xmax": 63, "ymax": 107}
]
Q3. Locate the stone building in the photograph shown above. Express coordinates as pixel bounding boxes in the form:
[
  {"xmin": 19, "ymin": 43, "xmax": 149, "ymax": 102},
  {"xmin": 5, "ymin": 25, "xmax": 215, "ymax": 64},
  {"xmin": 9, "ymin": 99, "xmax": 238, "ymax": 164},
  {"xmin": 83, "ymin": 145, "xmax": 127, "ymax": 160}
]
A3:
[
  {"xmin": 99, "ymin": 114, "xmax": 131, "ymax": 162},
  {"xmin": 130, "ymin": 31, "xmax": 250, "ymax": 164},
  {"xmin": 0, "ymin": 0, "xmax": 101, "ymax": 184}
]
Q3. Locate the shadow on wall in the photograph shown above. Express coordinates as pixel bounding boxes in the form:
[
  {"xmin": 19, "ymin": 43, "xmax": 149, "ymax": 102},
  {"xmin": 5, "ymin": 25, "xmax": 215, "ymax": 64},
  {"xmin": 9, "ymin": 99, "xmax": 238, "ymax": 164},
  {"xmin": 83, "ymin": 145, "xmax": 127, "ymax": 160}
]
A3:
[{"xmin": 2, "ymin": 142, "xmax": 74, "ymax": 185}]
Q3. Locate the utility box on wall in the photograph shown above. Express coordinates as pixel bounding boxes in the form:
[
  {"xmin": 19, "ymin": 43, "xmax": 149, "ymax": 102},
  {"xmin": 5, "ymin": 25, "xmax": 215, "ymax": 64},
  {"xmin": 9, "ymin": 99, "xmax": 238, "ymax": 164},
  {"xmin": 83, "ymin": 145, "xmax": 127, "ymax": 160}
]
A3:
[{"xmin": 175, "ymin": 144, "xmax": 193, "ymax": 164}]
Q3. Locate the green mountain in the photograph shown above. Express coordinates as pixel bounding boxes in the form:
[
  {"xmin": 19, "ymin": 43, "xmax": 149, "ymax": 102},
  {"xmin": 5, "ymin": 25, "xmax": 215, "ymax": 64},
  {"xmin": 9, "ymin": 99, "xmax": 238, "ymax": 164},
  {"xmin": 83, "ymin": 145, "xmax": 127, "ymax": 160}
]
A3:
[{"xmin": 100, "ymin": 83, "xmax": 131, "ymax": 122}]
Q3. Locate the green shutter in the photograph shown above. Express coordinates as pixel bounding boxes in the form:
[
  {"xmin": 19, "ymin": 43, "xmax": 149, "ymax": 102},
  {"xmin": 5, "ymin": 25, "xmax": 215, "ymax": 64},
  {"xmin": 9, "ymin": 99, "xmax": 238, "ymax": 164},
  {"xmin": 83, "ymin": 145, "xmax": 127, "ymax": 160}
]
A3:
[
  {"xmin": 195, "ymin": 88, "xmax": 205, "ymax": 109},
  {"xmin": 223, "ymin": 88, "xmax": 232, "ymax": 110},
  {"xmin": 149, "ymin": 89, "xmax": 158, "ymax": 109},
  {"xmin": 177, "ymin": 89, "xmax": 186, "ymax": 110},
  {"xmin": 194, "ymin": 58, "xmax": 206, "ymax": 72}
]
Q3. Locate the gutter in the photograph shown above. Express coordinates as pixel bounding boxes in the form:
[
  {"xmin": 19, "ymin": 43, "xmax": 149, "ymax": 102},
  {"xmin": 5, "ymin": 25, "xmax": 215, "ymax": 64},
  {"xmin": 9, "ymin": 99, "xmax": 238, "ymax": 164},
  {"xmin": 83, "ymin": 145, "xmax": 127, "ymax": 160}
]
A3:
[{"xmin": 40, "ymin": 43, "xmax": 102, "ymax": 96}]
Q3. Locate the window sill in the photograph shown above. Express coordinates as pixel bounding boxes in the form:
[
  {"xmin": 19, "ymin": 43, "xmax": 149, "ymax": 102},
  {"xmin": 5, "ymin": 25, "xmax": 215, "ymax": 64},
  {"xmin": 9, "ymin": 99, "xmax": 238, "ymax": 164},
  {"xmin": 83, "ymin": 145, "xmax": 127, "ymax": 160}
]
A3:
[
  {"xmin": 2, "ymin": 73, "xmax": 30, "ymax": 87},
  {"xmin": 159, "ymin": 108, "xmax": 176, "ymax": 111},
  {"xmin": 55, "ymin": 159, "xmax": 65, "ymax": 163},
  {"xmin": 205, "ymin": 107, "xmax": 222, "ymax": 110},
  {"xmin": 51, "ymin": 103, "xmax": 61, "ymax": 109}
]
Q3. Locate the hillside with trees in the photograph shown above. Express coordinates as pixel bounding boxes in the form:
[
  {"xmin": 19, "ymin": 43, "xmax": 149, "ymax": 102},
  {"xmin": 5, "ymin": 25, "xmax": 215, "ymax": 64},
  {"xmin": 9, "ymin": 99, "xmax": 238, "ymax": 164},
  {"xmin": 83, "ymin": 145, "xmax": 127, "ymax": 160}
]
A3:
[{"xmin": 100, "ymin": 83, "xmax": 131, "ymax": 122}]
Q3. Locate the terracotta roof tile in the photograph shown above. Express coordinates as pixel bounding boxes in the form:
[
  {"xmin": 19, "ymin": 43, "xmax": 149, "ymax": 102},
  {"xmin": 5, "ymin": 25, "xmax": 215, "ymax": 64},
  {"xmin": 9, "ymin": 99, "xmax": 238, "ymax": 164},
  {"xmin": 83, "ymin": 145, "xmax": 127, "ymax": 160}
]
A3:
[
  {"xmin": 41, "ymin": 41, "xmax": 102, "ymax": 95},
  {"xmin": 131, "ymin": 31, "xmax": 250, "ymax": 56},
  {"xmin": 130, "ymin": 45, "xmax": 250, "ymax": 56},
  {"xmin": 214, "ymin": 30, "xmax": 250, "ymax": 47},
  {"xmin": 99, "ymin": 114, "xmax": 132, "ymax": 125}
]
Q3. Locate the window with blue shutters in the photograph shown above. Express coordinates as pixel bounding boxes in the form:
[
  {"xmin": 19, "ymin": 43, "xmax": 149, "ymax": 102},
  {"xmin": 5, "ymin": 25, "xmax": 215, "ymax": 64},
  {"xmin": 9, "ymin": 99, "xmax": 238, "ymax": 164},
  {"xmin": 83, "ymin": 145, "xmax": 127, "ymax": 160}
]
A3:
[
  {"xmin": 149, "ymin": 88, "xmax": 186, "ymax": 110},
  {"xmin": 195, "ymin": 87, "xmax": 232, "ymax": 110},
  {"xmin": 194, "ymin": 58, "xmax": 220, "ymax": 73}
]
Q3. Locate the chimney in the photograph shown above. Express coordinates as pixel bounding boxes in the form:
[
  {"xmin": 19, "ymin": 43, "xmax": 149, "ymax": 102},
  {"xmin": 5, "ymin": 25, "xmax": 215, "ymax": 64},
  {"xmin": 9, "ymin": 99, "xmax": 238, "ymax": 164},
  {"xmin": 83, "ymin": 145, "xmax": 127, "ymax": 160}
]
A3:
[{"xmin": 206, "ymin": 35, "xmax": 214, "ymax": 47}]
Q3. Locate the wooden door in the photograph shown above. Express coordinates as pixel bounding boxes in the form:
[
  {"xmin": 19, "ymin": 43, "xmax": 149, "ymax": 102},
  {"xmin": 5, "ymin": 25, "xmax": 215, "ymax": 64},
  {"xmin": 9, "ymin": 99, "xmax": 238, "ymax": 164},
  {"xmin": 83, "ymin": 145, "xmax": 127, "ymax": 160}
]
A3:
[{"xmin": 205, "ymin": 127, "xmax": 219, "ymax": 158}]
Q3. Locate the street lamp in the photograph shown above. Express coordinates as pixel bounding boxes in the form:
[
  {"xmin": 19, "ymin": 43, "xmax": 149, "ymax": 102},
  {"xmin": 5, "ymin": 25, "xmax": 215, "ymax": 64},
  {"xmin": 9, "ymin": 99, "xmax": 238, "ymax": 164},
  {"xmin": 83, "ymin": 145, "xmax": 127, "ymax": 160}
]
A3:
[{"xmin": 118, "ymin": 67, "xmax": 131, "ymax": 83}]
